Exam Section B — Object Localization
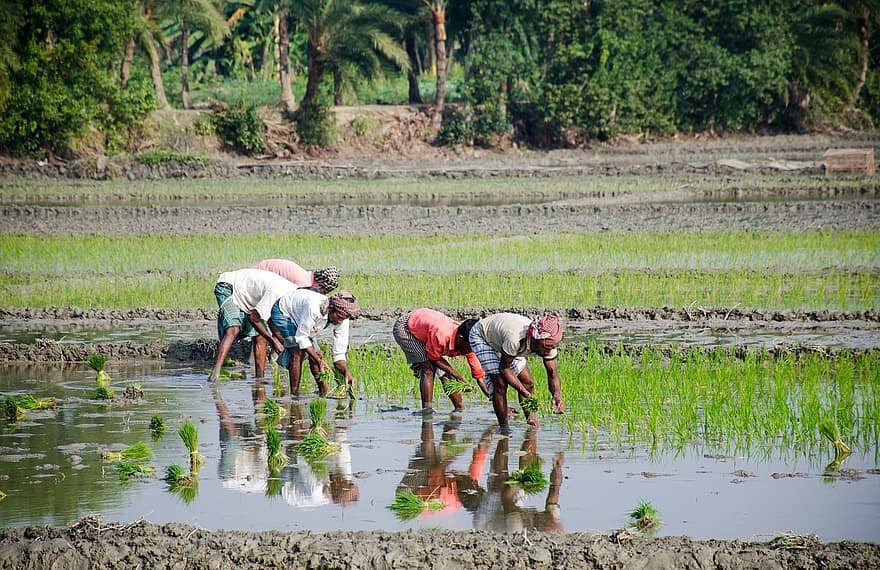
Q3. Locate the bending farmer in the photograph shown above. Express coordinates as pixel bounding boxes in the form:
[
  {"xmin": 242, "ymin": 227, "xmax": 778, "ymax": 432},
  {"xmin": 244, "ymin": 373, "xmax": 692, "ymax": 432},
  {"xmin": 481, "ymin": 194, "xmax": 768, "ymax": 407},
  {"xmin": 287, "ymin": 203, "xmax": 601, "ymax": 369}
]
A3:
[
  {"xmin": 209, "ymin": 268, "xmax": 295, "ymax": 382},
  {"xmin": 393, "ymin": 308, "xmax": 487, "ymax": 414},
  {"xmin": 270, "ymin": 288, "xmax": 358, "ymax": 397},
  {"xmin": 469, "ymin": 313, "xmax": 564, "ymax": 429}
]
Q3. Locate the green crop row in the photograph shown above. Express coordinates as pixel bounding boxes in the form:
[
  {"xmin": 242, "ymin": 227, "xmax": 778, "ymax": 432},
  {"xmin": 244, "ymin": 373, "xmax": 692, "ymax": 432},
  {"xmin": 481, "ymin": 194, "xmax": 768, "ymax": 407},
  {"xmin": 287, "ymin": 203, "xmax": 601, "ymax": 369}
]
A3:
[
  {"xmin": 348, "ymin": 345, "xmax": 880, "ymax": 462},
  {"xmin": 2, "ymin": 230, "xmax": 876, "ymax": 274},
  {"xmin": 0, "ymin": 269, "xmax": 876, "ymax": 311}
]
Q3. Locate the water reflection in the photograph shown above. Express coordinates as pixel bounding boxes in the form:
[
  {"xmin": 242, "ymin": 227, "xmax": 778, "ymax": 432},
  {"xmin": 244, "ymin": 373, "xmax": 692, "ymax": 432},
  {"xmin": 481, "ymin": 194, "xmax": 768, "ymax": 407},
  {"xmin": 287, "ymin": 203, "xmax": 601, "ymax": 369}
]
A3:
[
  {"xmin": 396, "ymin": 417, "xmax": 564, "ymax": 531},
  {"xmin": 474, "ymin": 428, "xmax": 564, "ymax": 533},
  {"xmin": 214, "ymin": 383, "xmax": 267, "ymax": 494}
]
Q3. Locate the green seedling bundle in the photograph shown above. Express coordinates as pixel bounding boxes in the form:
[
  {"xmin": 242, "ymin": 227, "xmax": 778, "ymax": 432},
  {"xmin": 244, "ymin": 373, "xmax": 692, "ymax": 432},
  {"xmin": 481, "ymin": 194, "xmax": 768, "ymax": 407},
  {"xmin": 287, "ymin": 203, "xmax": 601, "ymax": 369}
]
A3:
[
  {"xmin": 163, "ymin": 464, "xmax": 199, "ymax": 503},
  {"xmin": 629, "ymin": 500, "xmax": 661, "ymax": 531},
  {"xmin": 266, "ymin": 426, "xmax": 289, "ymax": 471},
  {"xmin": 5, "ymin": 393, "xmax": 56, "ymax": 419},
  {"xmin": 150, "ymin": 415, "xmax": 167, "ymax": 437},
  {"xmin": 387, "ymin": 490, "xmax": 444, "ymax": 520},
  {"xmin": 116, "ymin": 461, "xmax": 156, "ymax": 481},
  {"xmin": 441, "ymin": 379, "xmax": 470, "ymax": 395},
  {"xmin": 506, "ymin": 458, "xmax": 547, "ymax": 494},
  {"xmin": 819, "ymin": 419, "xmax": 853, "ymax": 460},
  {"xmin": 178, "ymin": 420, "xmax": 204, "ymax": 471},
  {"xmin": 261, "ymin": 398, "xmax": 286, "ymax": 421},
  {"xmin": 296, "ymin": 398, "xmax": 341, "ymax": 461},
  {"xmin": 520, "ymin": 396, "xmax": 540, "ymax": 414},
  {"xmin": 102, "ymin": 442, "xmax": 152, "ymax": 462}
]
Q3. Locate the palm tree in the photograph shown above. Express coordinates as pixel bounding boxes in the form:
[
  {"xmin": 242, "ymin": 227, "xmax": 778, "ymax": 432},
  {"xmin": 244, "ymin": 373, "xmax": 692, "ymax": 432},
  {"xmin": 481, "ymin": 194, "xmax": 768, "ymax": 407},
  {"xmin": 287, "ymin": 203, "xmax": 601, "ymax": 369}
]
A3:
[
  {"xmin": 122, "ymin": 0, "xmax": 171, "ymax": 109},
  {"xmin": 291, "ymin": 0, "xmax": 408, "ymax": 113},
  {"xmin": 0, "ymin": 0, "xmax": 22, "ymax": 114},
  {"xmin": 159, "ymin": 0, "xmax": 228, "ymax": 109},
  {"xmin": 423, "ymin": 0, "xmax": 448, "ymax": 134}
]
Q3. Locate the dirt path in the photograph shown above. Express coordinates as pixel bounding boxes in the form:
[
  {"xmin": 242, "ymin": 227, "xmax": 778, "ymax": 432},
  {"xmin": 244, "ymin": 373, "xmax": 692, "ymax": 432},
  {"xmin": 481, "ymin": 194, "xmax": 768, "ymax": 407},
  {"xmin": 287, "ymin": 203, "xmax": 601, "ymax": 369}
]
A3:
[{"xmin": 1, "ymin": 516, "xmax": 877, "ymax": 569}]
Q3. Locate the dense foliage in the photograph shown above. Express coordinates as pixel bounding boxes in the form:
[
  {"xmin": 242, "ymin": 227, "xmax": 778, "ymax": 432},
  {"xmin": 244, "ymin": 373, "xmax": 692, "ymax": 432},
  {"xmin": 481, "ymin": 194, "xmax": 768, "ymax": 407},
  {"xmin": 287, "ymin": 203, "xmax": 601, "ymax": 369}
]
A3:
[{"xmin": 0, "ymin": 0, "xmax": 876, "ymax": 156}]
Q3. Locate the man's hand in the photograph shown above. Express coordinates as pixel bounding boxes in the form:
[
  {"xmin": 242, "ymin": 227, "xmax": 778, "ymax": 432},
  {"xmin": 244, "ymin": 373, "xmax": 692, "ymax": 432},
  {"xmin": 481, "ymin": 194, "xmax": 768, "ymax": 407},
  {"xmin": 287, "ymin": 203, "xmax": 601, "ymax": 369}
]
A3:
[{"xmin": 552, "ymin": 395, "xmax": 565, "ymax": 414}]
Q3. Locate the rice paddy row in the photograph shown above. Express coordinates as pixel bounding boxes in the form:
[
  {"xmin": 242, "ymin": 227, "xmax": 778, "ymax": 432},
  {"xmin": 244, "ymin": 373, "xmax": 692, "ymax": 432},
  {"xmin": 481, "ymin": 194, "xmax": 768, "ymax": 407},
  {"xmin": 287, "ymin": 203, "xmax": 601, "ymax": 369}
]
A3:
[
  {"xmin": 1, "ymin": 268, "xmax": 876, "ymax": 311},
  {"xmin": 347, "ymin": 344, "xmax": 880, "ymax": 462},
  {"xmin": 4, "ymin": 231, "xmax": 876, "ymax": 274}
]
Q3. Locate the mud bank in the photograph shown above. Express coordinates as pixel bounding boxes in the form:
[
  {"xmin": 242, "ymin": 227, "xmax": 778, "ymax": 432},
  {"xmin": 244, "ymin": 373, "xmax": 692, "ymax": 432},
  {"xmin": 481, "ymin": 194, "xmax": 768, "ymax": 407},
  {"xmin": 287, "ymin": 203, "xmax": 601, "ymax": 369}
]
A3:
[
  {"xmin": 4, "ymin": 200, "xmax": 879, "ymax": 236},
  {"xmin": 0, "ymin": 516, "xmax": 877, "ymax": 570}
]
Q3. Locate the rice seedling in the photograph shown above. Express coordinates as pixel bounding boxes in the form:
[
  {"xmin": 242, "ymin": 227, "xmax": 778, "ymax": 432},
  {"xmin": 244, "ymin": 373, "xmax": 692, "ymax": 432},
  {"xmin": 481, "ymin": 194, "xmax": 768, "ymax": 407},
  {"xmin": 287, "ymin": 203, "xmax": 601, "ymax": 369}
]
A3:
[
  {"xmin": 4, "ymin": 396, "xmax": 25, "ymax": 421},
  {"xmin": 0, "ymin": 489, "xmax": 5, "ymax": 500},
  {"xmin": 387, "ymin": 491, "xmax": 444, "ymax": 520},
  {"xmin": 441, "ymin": 379, "xmax": 471, "ymax": 395},
  {"xmin": 16, "ymin": 394, "xmax": 56, "ymax": 410},
  {"xmin": 317, "ymin": 368, "xmax": 334, "ymax": 385},
  {"xmin": 163, "ymin": 463, "xmax": 194, "ymax": 486},
  {"xmin": 93, "ymin": 385, "xmax": 116, "ymax": 400},
  {"xmin": 102, "ymin": 442, "xmax": 152, "ymax": 462},
  {"xmin": 520, "ymin": 396, "xmax": 539, "ymax": 414},
  {"xmin": 506, "ymin": 458, "xmax": 548, "ymax": 494},
  {"xmin": 266, "ymin": 426, "xmax": 289, "ymax": 471},
  {"xmin": 296, "ymin": 430, "xmax": 341, "ymax": 461},
  {"xmin": 261, "ymin": 398, "xmax": 286, "ymax": 421},
  {"xmin": 163, "ymin": 464, "xmax": 199, "ymax": 504},
  {"xmin": 265, "ymin": 474, "xmax": 283, "ymax": 498},
  {"xmin": 87, "ymin": 354, "xmax": 111, "ymax": 385},
  {"xmin": 116, "ymin": 460, "xmax": 156, "ymax": 481},
  {"xmin": 818, "ymin": 419, "xmax": 852, "ymax": 459},
  {"xmin": 308, "ymin": 398, "xmax": 329, "ymax": 435},
  {"xmin": 178, "ymin": 420, "xmax": 204, "ymax": 470},
  {"xmin": 149, "ymin": 414, "xmax": 166, "ymax": 437},
  {"xmin": 629, "ymin": 500, "xmax": 661, "ymax": 531},
  {"xmin": 272, "ymin": 361, "xmax": 285, "ymax": 397}
]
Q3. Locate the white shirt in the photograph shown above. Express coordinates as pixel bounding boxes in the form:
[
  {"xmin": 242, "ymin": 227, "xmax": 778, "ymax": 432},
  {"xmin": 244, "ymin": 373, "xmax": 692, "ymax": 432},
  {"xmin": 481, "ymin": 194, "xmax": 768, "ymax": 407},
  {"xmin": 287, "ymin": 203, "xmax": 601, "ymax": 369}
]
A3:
[
  {"xmin": 217, "ymin": 268, "xmax": 296, "ymax": 321},
  {"xmin": 275, "ymin": 287, "xmax": 351, "ymax": 362}
]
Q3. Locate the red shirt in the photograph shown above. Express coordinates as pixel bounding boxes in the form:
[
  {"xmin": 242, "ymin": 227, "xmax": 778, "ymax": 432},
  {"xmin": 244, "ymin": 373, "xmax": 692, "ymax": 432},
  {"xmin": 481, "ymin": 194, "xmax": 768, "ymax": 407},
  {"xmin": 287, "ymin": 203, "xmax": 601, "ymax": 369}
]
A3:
[{"xmin": 408, "ymin": 308, "xmax": 485, "ymax": 380}]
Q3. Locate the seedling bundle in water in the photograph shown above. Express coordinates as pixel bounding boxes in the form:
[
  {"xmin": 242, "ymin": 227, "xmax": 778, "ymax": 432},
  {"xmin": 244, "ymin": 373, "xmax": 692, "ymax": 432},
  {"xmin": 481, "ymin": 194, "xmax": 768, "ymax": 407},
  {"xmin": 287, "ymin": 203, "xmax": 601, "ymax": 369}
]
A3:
[
  {"xmin": 116, "ymin": 460, "xmax": 156, "ymax": 481},
  {"xmin": 149, "ymin": 415, "xmax": 166, "ymax": 437},
  {"xmin": 629, "ymin": 500, "xmax": 661, "ymax": 531},
  {"xmin": 266, "ymin": 426, "xmax": 289, "ymax": 471},
  {"xmin": 89, "ymin": 354, "xmax": 115, "ymax": 399},
  {"xmin": 295, "ymin": 398, "xmax": 340, "ymax": 461},
  {"xmin": 4, "ymin": 394, "xmax": 55, "ymax": 421},
  {"xmin": 163, "ymin": 463, "xmax": 198, "ymax": 503},
  {"xmin": 506, "ymin": 458, "xmax": 548, "ymax": 494},
  {"xmin": 819, "ymin": 418, "xmax": 852, "ymax": 462},
  {"xmin": 261, "ymin": 398, "xmax": 286, "ymax": 421},
  {"xmin": 102, "ymin": 442, "xmax": 152, "ymax": 463},
  {"xmin": 178, "ymin": 420, "xmax": 204, "ymax": 470},
  {"xmin": 387, "ymin": 490, "xmax": 444, "ymax": 520}
]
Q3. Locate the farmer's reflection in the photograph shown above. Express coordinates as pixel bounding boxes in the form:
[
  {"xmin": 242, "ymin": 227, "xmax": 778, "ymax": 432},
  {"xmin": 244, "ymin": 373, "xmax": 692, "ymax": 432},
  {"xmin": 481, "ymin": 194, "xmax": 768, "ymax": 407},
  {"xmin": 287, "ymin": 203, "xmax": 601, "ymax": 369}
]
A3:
[
  {"xmin": 282, "ymin": 398, "xmax": 360, "ymax": 508},
  {"xmin": 473, "ymin": 427, "xmax": 565, "ymax": 533},
  {"xmin": 396, "ymin": 416, "xmax": 492, "ymax": 518},
  {"xmin": 214, "ymin": 383, "xmax": 269, "ymax": 493}
]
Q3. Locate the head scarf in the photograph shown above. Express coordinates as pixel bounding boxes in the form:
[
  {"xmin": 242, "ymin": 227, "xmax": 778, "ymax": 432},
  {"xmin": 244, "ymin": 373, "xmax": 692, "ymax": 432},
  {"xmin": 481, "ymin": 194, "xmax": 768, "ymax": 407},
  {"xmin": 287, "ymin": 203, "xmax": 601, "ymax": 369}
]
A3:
[
  {"xmin": 528, "ymin": 314, "xmax": 563, "ymax": 344},
  {"xmin": 314, "ymin": 266, "xmax": 340, "ymax": 292},
  {"xmin": 328, "ymin": 290, "xmax": 358, "ymax": 319}
]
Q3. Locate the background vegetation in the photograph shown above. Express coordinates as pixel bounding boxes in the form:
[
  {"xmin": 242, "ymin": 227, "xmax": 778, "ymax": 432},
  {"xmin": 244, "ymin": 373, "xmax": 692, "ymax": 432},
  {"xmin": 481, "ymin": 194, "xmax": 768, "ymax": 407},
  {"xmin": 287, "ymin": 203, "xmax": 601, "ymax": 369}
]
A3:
[{"xmin": 0, "ymin": 0, "xmax": 877, "ymax": 157}]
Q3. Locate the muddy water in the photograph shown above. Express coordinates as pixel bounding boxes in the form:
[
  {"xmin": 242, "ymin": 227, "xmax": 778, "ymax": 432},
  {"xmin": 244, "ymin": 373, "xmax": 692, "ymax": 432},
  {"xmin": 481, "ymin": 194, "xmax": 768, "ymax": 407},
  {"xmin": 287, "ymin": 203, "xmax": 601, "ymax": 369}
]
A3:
[{"xmin": 0, "ymin": 363, "xmax": 877, "ymax": 542}]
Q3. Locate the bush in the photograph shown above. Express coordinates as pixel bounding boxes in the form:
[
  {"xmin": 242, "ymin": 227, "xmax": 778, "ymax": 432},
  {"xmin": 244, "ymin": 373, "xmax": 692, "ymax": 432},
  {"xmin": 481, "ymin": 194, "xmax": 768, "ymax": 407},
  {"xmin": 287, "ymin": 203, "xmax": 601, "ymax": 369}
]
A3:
[
  {"xmin": 437, "ymin": 106, "xmax": 473, "ymax": 146},
  {"xmin": 210, "ymin": 98, "xmax": 265, "ymax": 155},
  {"xmin": 297, "ymin": 102, "xmax": 335, "ymax": 147}
]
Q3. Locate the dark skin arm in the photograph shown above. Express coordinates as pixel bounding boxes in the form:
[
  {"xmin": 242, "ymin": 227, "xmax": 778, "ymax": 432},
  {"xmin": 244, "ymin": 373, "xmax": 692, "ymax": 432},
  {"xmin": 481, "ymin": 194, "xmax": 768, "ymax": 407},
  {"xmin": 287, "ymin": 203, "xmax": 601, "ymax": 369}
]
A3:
[
  {"xmin": 543, "ymin": 357, "xmax": 564, "ymax": 414},
  {"xmin": 499, "ymin": 354, "xmax": 532, "ymax": 399}
]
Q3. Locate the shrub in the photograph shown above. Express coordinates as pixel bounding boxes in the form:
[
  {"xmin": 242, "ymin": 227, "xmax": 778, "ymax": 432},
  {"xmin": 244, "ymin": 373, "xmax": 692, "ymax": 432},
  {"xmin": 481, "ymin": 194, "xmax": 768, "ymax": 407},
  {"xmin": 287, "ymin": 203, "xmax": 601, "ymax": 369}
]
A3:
[
  {"xmin": 297, "ymin": 102, "xmax": 335, "ymax": 147},
  {"xmin": 210, "ymin": 98, "xmax": 265, "ymax": 155}
]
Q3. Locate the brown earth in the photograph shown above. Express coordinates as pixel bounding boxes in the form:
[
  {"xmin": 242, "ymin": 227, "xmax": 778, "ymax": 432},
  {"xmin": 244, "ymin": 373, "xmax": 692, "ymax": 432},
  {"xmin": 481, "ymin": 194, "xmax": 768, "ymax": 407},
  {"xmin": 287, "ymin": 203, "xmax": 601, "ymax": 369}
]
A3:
[
  {"xmin": 1, "ymin": 127, "xmax": 879, "ymax": 565},
  {"xmin": 1, "ymin": 515, "xmax": 879, "ymax": 569}
]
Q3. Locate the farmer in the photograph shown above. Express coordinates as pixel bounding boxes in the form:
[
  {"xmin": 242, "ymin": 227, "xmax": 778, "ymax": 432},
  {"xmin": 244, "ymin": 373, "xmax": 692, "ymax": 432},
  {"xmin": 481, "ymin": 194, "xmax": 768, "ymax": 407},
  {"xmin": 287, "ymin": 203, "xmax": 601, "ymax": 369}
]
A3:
[
  {"xmin": 252, "ymin": 259, "xmax": 340, "ymax": 368},
  {"xmin": 208, "ymin": 268, "xmax": 295, "ymax": 382},
  {"xmin": 392, "ymin": 308, "xmax": 487, "ymax": 415},
  {"xmin": 253, "ymin": 259, "xmax": 340, "ymax": 294},
  {"xmin": 468, "ymin": 313, "xmax": 564, "ymax": 429},
  {"xmin": 269, "ymin": 287, "xmax": 358, "ymax": 396}
]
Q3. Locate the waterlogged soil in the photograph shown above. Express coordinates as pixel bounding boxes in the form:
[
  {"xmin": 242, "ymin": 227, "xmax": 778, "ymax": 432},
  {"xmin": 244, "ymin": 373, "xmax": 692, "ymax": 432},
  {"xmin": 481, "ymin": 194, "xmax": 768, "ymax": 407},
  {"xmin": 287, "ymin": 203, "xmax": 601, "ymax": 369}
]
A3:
[
  {"xmin": 2, "ymin": 516, "xmax": 879, "ymax": 570},
  {"xmin": 2, "ymin": 133, "xmax": 879, "ymax": 566}
]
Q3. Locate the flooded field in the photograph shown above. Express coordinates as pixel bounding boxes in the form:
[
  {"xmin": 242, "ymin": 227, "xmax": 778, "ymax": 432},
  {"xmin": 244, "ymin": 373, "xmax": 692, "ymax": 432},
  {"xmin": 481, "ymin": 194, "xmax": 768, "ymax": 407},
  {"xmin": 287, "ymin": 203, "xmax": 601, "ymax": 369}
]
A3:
[{"xmin": 1, "ymin": 359, "xmax": 878, "ymax": 542}]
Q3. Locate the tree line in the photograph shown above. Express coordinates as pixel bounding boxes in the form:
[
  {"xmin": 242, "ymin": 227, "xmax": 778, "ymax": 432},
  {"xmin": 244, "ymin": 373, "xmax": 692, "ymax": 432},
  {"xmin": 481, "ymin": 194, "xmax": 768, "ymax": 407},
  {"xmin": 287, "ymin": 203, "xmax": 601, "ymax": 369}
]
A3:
[{"xmin": 0, "ymin": 0, "xmax": 877, "ymax": 157}]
